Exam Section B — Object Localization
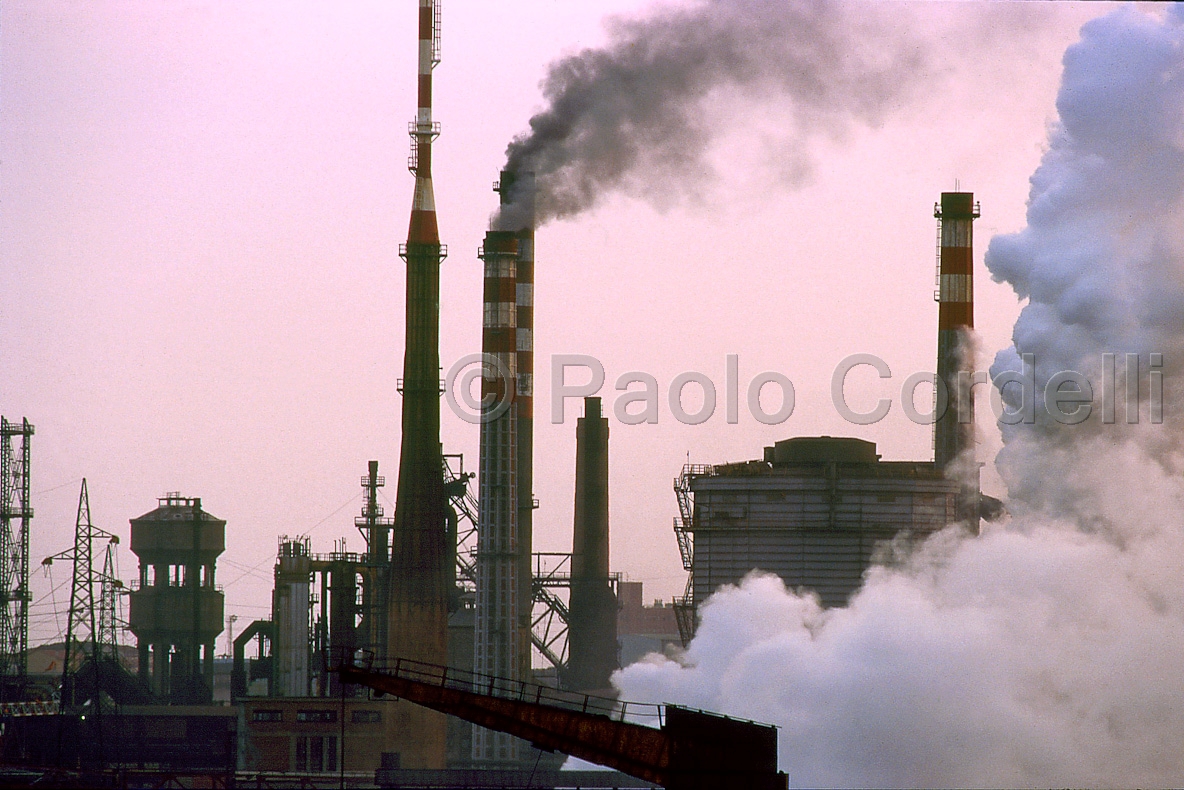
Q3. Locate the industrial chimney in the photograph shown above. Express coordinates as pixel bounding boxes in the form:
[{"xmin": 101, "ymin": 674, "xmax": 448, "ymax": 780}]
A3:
[
  {"xmin": 495, "ymin": 170, "xmax": 537, "ymax": 689},
  {"xmin": 387, "ymin": 0, "xmax": 449, "ymax": 767},
  {"xmin": 933, "ymin": 191, "xmax": 981, "ymax": 531},
  {"xmin": 473, "ymin": 229, "xmax": 522, "ymax": 763},
  {"xmin": 564, "ymin": 396, "xmax": 618, "ymax": 693}
]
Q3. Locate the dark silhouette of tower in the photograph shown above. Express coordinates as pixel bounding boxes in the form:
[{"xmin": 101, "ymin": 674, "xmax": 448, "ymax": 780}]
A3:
[
  {"xmin": 127, "ymin": 493, "xmax": 225, "ymax": 703},
  {"xmin": 564, "ymin": 397, "xmax": 618, "ymax": 692},
  {"xmin": 386, "ymin": 0, "xmax": 449, "ymax": 767},
  {"xmin": 0, "ymin": 417, "xmax": 33, "ymax": 701}
]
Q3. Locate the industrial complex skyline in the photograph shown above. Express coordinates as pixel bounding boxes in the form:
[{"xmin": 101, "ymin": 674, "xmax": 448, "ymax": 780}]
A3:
[
  {"xmin": 6, "ymin": 1, "xmax": 1184, "ymax": 786},
  {"xmin": 1, "ymin": 1, "xmax": 1108, "ymax": 643}
]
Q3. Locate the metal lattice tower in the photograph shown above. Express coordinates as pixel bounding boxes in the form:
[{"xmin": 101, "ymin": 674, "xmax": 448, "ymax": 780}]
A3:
[
  {"xmin": 0, "ymin": 417, "xmax": 33, "ymax": 698},
  {"xmin": 97, "ymin": 539, "xmax": 123, "ymax": 664},
  {"xmin": 43, "ymin": 479, "xmax": 120, "ymax": 708}
]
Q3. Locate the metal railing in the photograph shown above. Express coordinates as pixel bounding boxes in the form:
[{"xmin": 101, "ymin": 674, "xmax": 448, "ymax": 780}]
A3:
[{"xmin": 350, "ymin": 655, "xmax": 664, "ymax": 727}]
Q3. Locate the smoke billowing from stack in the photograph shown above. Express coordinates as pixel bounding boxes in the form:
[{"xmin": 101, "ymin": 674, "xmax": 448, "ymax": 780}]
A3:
[
  {"xmin": 933, "ymin": 192, "xmax": 981, "ymax": 530},
  {"xmin": 617, "ymin": 8, "xmax": 1184, "ymax": 787},
  {"xmin": 564, "ymin": 397, "xmax": 618, "ymax": 694},
  {"xmin": 495, "ymin": 0, "xmax": 930, "ymax": 227},
  {"xmin": 388, "ymin": 0, "xmax": 448, "ymax": 768},
  {"xmin": 473, "ymin": 230, "xmax": 521, "ymax": 763}
]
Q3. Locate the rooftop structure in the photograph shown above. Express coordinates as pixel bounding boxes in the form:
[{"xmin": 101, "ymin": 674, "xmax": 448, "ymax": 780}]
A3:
[{"xmin": 675, "ymin": 437, "xmax": 963, "ymax": 613}]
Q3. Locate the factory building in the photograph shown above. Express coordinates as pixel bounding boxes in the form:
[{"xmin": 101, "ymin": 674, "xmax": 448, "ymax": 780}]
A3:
[
  {"xmin": 239, "ymin": 697, "xmax": 388, "ymax": 774},
  {"xmin": 673, "ymin": 191, "xmax": 993, "ymax": 628},
  {"xmin": 617, "ymin": 582, "xmax": 681, "ymax": 668},
  {"xmin": 677, "ymin": 437, "xmax": 963, "ymax": 610}
]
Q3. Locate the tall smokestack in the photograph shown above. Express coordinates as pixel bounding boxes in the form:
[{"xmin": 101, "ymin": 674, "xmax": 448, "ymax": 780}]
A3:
[
  {"xmin": 495, "ymin": 171, "xmax": 536, "ymax": 688},
  {"xmin": 387, "ymin": 0, "xmax": 448, "ymax": 767},
  {"xmin": 933, "ymin": 191, "xmax": 980, "ymax": 530},
  {"xmin": 473, "ymin": 230, "xmax": 521, "ymax": 763},
  {"xmin": 564, "ymin": 396, "xmax": 618, "ymax": 693}
]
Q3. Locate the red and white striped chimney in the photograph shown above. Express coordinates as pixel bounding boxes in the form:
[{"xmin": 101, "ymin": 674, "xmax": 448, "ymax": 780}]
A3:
[
  {"xmin": 474, "ymin": 230, "xmax": 520, "ymax": 763},
  {"xmin": 933, "ymin": 191, "xmax": 980, "ymax": 529},
  {"xmin": 407, "ymin": 0, "xmax": 441, "ymax": 246}
]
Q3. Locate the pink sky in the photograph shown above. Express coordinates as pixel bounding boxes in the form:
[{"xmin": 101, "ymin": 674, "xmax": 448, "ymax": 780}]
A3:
[{"xmin": 0, "ymin": 1, "xmax": 1109, "ymax": 647}]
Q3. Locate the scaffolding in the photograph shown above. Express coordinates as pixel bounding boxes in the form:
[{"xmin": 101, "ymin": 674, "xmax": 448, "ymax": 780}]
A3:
[
  {"xmin": 0, "ymin": 417, "xmax": 33, "ymax": 698},
  {"xmin": 672, "ymin": 466, "xmax": 706, "ymax": 647},
  {"xmin": 447, "ymin": 456, "xmax": 580, "ymax": 672}
]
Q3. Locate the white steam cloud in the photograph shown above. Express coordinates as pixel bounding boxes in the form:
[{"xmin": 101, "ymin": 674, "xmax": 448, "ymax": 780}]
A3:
[{"xmin": 615, "ymin": 7, "xmax": 1184, "ymax": 787}]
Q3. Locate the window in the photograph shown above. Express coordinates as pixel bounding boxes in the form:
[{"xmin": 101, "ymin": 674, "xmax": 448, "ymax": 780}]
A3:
[
  {"xmin": 252, "ymin": 709, "xmax": 283, "ymax": 722},
  {"xmin": 351, "ymin": 709, "xmax": 381, "ymax": 723},
  {"xmin": 295, "ymin": 735, "xmax": 338, "ymax": 773},
  {"xmin": 296, "ymin": 709, "xmax": 336, "ymax": 723},
  {"xmin": 310, "ymin": 736, "xmax": 324, "ymax": 772}
]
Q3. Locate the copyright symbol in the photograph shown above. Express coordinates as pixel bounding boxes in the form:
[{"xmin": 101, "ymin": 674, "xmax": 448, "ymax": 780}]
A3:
[{"xmin": 445, "ymin": 353, "xmax": 515, "ymax": 425}]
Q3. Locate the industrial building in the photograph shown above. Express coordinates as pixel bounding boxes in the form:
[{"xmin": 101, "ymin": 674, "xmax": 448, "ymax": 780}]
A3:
[
  {"xmin": 672, "ymin": 192, "xmax": 996, "ymax": 636},
  {"xmin": 675, "ymin": 436, "xmax": 964, "ymax": 611},
  {"xmin": 617, "ymin": 582, "xmax": 681, "ymax": 668}
]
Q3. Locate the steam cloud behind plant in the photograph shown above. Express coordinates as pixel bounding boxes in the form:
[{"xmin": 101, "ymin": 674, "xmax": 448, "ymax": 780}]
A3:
[{"xmin": 615, "ymin": 7, "xmax": 1184, "ymax": 787}]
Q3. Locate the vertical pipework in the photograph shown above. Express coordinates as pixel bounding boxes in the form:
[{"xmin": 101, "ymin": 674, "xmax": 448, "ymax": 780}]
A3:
[
  {"xmin": 933, "ymin": 191, "xmax": 980, "ymax": 530},
  {"xmin": 496, "ymin": 171, "xmax": 536, "ymax": 687},
  {"xmin": 565, "ymin": 397, "xmax": 618, "ymax": 693},
  {"xmin": 388, "ymin": 0, "xmax": 448, "ymax": 767},
  {"xmin": 328, "ymin": 559, "xmax": 357, "ymax": 696},
  {"xmin": 273, "ymin": 538, "xmax": 311, "ymax": 697},
  {"xmin": 356, "ymin": 461, "xmax": 391, "ymax": 660},
  {"xmin": 473, "ymin": 230, "xmax": 520, "ymax": 763}
]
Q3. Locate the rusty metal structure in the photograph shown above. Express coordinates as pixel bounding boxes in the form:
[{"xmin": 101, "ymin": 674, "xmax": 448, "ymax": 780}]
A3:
[
  {"xmin": 128, "ymin": 493, "xmax": 225, "ymax": 704},
  {"xmin": 340, "ymin": 658, "xmax": 788, "ymax": 790},
  {"xmin": 387, "ymin": 0, "xmax": 451, "ymax": 767},
  {"xmin": 933, "ymin": 191, "xmax": 981, "ymax": 530},
  {"xmin": 564, "ymin": 396, "xmax": 618, "ymax": 693},
  {"xmin": 0, "ymin": 417, "xmax": 33, "ymax": 699}
]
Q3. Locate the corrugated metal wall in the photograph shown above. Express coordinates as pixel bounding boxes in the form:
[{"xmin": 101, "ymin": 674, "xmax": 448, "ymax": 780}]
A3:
[{"xmin": 690, "ymin": 468, "xmax": 959, "ymax": 608}]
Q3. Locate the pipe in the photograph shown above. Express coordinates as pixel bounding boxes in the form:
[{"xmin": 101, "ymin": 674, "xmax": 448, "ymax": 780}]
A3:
[{"xmin": 231, "ymin": 619, "xmax": 274, "ymax": 700}]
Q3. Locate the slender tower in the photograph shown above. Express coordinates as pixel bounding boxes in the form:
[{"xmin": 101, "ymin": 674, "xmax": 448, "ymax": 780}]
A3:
[
  {"xmin": 933, "ymin": 191, "xmax": 980, "ymax": 530},
  {"xmin": 564, "ymin": 397, "xmax": 618, "ymax": 693},
  {"xmin": 473, "ymin": 230, "xmax": 520, "ymax": 763},
  {"xmin": 0, "ymin": 417, "xmax": 32, "ymax": 701},
  {"xmin": 387, "ymin": 0, "xmax": 449, "ymax": 767},
  {"xmin": 495, "ymin": 171, "xmax": 536, "ymax": 687}
]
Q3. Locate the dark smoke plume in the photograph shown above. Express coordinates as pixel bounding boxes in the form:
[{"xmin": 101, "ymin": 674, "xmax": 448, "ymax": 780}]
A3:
[{"xmin": 497, "ymin": 0, "xmax": 928, "ymax": 227}]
